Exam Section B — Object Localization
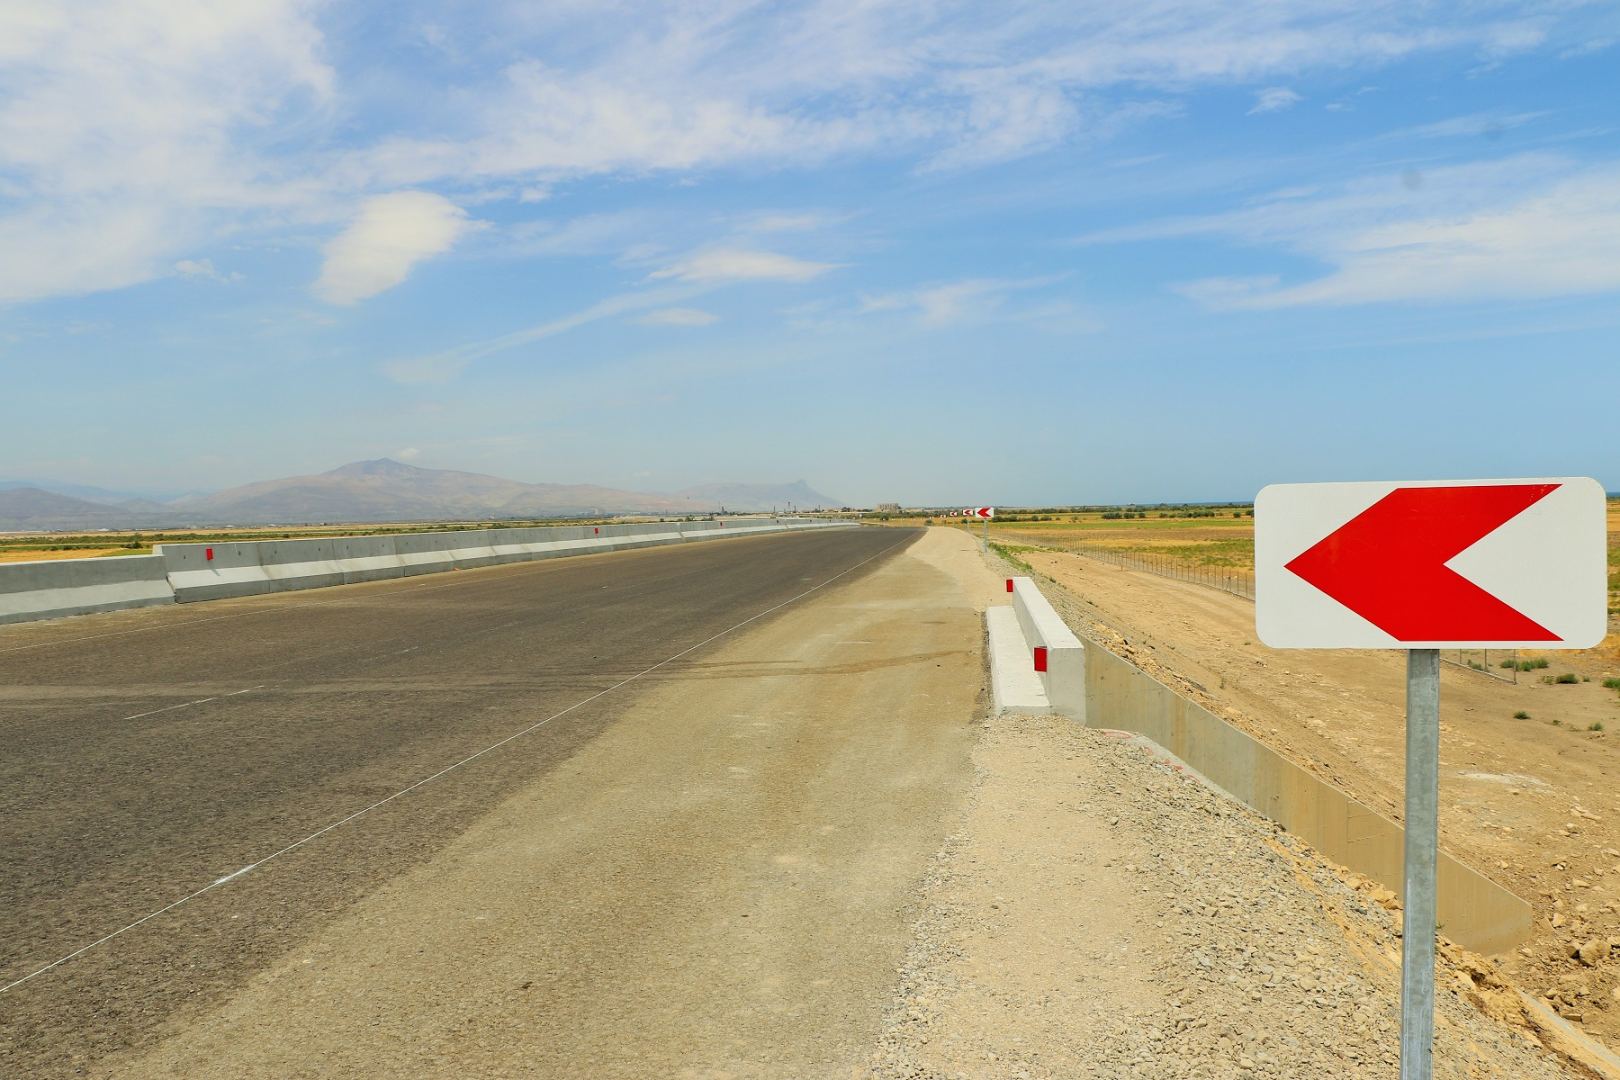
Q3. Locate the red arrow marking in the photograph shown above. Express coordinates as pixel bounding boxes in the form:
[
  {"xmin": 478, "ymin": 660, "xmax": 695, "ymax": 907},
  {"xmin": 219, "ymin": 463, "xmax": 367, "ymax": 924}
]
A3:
[{"xmin": 1285, "ymin": 483, "xmax": 1561, "ymax": 642}]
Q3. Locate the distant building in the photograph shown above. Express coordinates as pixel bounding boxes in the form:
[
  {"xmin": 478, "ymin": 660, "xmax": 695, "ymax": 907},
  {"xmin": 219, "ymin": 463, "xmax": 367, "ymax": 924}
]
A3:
[{"xmin": 876, "ymin": 502, "xmax": 901, "ymax": 514}]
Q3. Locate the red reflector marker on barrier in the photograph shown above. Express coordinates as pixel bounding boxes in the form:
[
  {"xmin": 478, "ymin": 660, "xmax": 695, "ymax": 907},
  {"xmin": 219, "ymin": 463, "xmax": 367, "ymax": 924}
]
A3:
[
  {"xmin": 1033, "ymin": 646, "xmax": 1048, "ymax": 673},
  {"xmin": 205, "ymin": 547, "xmax": 214, "ymax": 562},
  {"xmin": 1005, "ymin": 578, "xmax": 1013, "ymax": 592},
  {"xmin": 594, "ymin": 527, "xmax": 599, "ymax": 535}
]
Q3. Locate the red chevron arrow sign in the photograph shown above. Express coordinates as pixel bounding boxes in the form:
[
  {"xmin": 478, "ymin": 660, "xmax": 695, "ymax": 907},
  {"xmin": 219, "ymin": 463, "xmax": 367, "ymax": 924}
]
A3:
[{"xmin": 1256, "ymin": 477, "xmax": 1607, "ymax": 649}]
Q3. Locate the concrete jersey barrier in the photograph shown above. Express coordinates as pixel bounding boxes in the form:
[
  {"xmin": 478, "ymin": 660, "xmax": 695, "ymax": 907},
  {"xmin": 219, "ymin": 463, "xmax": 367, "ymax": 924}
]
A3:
[
  {"xmin": 0, "ymin": 554, "xmax": 175, "ymax": 625},
  {"xmin": 0, "ymin": 518, "xmax": 855, "ymax": 620},
  {"xmin": 1010, "ymin": 576, "xmax": 1085, "ymax": 718},
  {"xmin": 151, "ymin": 517, "xmax": 855, "ymax": 605}
]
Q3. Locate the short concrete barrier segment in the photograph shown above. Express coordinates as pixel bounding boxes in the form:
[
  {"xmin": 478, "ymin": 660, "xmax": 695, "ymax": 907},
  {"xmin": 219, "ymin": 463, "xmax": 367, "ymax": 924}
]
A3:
[
  {"xmin": 257, "ymin": 539, "xmax": 347, "ymax": 592},
  {"xmin": 986, "ymin": 606, "xmax": 1051, "ymax": 713},
  {"xmin": 392, "ymin": 533, "xmax": 460, "ymax": 577},
  {"xmin": 156, "ymin": 542, "xmax": 275, "ymax": 603},
  {"xmin": 1009, "ymin": 576, "xmax": 1085, "ymax": 719},
  {"xmin": 0, "ymin": 554, "xmax": 175, "ymax": 625},
  {"xmin": 334, "ymin": 535, "xmax": 405, "ymax": 584}
]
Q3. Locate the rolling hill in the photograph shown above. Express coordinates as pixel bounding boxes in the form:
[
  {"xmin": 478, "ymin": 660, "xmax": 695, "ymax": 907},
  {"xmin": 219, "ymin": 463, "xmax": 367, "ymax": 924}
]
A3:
[{"xmin": 0, "ymin": 460, "xmax": 844, "ymax": 530}]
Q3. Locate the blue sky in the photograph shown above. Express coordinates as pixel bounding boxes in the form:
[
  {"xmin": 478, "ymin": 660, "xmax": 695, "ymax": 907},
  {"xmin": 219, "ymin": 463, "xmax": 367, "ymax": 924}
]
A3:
[{"xmin": 2, "ymin": 1, "xmax": 1618, "ymax": 506}]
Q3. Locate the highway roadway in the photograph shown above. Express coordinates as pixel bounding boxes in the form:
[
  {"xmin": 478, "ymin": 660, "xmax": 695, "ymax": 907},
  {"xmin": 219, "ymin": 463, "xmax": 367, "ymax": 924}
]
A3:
[{"xmin": 0, "ymin": 526, "xmax": 917, "ymax": 1078}]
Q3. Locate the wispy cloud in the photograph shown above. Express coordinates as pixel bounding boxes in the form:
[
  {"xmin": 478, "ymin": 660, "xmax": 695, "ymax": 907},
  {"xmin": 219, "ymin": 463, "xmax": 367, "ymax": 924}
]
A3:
[
  {"xmin": 637, "ymin": 307, "xmax": 718, "ymax": 327},
  {"xmin": 0, "ymin": 2, "xmax": 1607, "ymax": 307},
  {"xmin": 316, "ymin": 192, "xmax": 474, "ymax": 305},
  {"xmin": 174, "ymin": 258, "xmax": 241, "ymax": 283},
  {"xmin": 380, "ymin": 286, "xmax": 700, "ymax": 384},
  {"xmin": 1142, "ymin": 157, "xmax": 1620, "ymax": 308},
  {"xmin": 1248, "ymin": 87, "xmax": 1301, "ymax": 115},
  {"xmin": 856, "ymin": 275, "xmax": 1088, "ymax": 329},
  {"xmin": 651, "ymin": 248, "xmax": 838, "ymax": 284}
]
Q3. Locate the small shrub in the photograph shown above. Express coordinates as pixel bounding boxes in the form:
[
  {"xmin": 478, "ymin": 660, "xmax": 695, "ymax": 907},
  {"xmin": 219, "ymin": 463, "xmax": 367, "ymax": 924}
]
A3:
[
  {"xmin": 1499, "ymin": 659, "xmax": 1517, "ymax": 669},
  {"xmin": 1555, "ymin": 673, "xmax": 1580, "ymax": 685},
  {"xmin": 1552, "ymin": 718, "xmax": 1561, "ymax": 726},
  {"xmin": 1590, "ymin": 722, "xmax": 1605, "ymax": 732},
  {"xmin": 1601, "ymin": 678, "xmax": 1620, "ymax": 691},
  {"xmin": 1514, "ymin": 710, "xmax": 1531, "ymax": 720}
]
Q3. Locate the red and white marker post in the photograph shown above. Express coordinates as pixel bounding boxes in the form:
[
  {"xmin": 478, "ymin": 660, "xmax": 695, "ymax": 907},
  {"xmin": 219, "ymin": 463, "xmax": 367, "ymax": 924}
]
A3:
[
  {"xmin": 1256, "ymin": 477, "xmax": 1606, "ymax": 1080},
  {"xmin": 964, "ymin": 506, "xmax": 995, "ymax": 549}
]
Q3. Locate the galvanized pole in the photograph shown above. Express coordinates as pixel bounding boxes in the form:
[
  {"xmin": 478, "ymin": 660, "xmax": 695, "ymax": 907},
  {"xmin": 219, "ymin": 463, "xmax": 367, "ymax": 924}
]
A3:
[{"xmin": 1400, "ymin": 648, "xmax": 1440, "ymax": 1080}]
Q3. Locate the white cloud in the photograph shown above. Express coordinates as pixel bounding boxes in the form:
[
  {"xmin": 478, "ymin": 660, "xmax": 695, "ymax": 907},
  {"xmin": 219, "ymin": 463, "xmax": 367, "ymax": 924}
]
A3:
[
  {"xmin": 0, "ymin": 0, "xmax": 332, "ymax": 303},
  {"xmin": 1248, "ymin": 87, "xmax": 1302, "ymax": 115},
  {"xmin": 380, "ymin": 286, "xmax": 700, "ymax": 383},
  {"xmin": 857, "ymin": 275, "xmax": 1081, "ymax": 328},
  {"xmin": 174, "ymin": 258, "xmax": 241, "ymax": 283},
  {"xmin": 396, "ymin": 446, "xmax": 421, "ymax": 460},
  {"xmin": 1148, "ymin": 157, "xmax": 1620, "ymax": 308},
  {"xmin": 0, "ymin": 2, "xmax": 1607, "ymax": 306},
  {"xmin": 315, "ymin": 192, "xmax": 473, "ymax": 305},
  {"xmin": 651, "ymin": 248, "xmax": 837, "ymax": 284},
  {"xmin": 339, "ymin": 3, "xmax": 1587, "ymax": 192},
  {"xmin": 637, "ymin": 307, "xmax": 718, "ymax": 327}
]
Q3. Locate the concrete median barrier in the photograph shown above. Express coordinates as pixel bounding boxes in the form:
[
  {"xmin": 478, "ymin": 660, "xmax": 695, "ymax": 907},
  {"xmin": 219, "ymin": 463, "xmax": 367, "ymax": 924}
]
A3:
[
  {"xmin": 0, "ymin": 554, "xmax": 175, "ymax": 624},
  {"xmin": 8, "ymin": 517, "xmax": 857, "ymax": 620}
]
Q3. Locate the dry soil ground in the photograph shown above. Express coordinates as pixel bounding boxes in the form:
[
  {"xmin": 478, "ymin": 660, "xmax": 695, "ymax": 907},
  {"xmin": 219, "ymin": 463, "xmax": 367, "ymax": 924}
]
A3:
[{"xmin": 1022, "ymin": 545, "xmax": 1620, "ymax": 1051}]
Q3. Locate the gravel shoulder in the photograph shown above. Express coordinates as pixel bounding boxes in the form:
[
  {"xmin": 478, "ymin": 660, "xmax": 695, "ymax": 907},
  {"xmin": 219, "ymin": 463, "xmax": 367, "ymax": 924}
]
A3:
[{"xmin": 865, "ymin": 710, "xmax": 1584, "ymax": 1080}]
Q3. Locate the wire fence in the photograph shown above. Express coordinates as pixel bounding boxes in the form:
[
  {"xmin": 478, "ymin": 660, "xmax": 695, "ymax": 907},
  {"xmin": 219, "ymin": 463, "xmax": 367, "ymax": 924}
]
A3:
[
  {"xmin": 1051, "ymin": 541, "xmax": 1522, "ymax": 683},
  {"xmin": 1439, "ymin": 649, "xmax": 1520, "ymax": 684},
  {"xmin": 1057, "ymin": 541, "xmax": 1255, "ymax": 600}
]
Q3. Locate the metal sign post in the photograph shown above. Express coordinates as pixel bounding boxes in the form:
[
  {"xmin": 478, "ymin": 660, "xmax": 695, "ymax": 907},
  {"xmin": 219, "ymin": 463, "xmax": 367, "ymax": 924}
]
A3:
[
  {"xmin": 1253, "ymin": 477, "xmax": 1606, "ymax": 1078},
  {"xmin": 1400, "ymin": 649, "xmax": 1440, "ymax": 1080}
]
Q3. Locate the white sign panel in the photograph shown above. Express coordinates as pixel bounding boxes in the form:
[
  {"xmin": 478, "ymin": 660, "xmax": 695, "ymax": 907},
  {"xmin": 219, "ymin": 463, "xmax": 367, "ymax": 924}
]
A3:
[{"xmin": 1255, "ymin": 477, "xmax": 1607, "ymax": 649}]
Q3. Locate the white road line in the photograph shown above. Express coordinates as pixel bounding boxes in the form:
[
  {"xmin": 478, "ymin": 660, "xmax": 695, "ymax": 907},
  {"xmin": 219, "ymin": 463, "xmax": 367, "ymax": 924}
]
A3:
[
  {"xmin": 0, "ymin": 534, "xmax": 909, "ymax": 996},
  {"xmin": 121, "ymin": 697, "xmax": 216, "ymax": 722},
  {"xmin": 119, "ymin": 686, "xmax": 264, "ymax": 722}
]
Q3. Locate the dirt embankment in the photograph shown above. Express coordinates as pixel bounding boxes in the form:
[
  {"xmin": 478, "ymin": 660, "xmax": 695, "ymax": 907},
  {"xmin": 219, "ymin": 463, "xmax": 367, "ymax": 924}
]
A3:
[{"xmin": 1026, "ymin": 548, "xmax": 1620, "ymax": 1049}]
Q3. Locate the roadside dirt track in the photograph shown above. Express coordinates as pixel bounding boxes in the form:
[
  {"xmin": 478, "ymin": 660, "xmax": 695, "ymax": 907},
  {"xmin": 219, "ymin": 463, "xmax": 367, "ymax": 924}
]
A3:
[{"xmin": 1025, "ymin": 548, "xmax": 1620, "ymax": 1049}]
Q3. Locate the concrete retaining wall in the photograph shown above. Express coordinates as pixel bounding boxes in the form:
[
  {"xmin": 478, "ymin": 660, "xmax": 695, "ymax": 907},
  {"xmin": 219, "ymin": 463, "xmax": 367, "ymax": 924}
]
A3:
[
  {"xmin": 0, "ymin": 554, "xmax": 175, "ymax": 625},
  {"xmin": 1083, "ymin": 640, "xmax": 1532, "ymax": 955}
]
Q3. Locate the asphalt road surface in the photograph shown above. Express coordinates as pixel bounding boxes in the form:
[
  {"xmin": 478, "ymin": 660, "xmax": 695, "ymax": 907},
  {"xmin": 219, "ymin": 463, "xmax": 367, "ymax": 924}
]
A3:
[{"xmin": 0, "ymin": 527, "xmax": 917, "ymax": 1078}]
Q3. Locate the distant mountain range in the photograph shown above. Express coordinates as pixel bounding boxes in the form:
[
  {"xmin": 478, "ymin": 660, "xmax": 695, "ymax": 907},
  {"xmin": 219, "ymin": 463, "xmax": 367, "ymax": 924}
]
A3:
[{"xmin": 0, "ymin": 461, "xmax": 842, "ymax": 532}]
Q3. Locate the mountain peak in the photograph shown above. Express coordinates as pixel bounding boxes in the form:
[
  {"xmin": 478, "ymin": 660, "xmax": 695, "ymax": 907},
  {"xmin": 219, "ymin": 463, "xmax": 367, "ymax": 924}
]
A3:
[{"xmin": 324, "ymin": 459, "xmax": 426, "ymax": 478}]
